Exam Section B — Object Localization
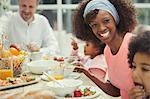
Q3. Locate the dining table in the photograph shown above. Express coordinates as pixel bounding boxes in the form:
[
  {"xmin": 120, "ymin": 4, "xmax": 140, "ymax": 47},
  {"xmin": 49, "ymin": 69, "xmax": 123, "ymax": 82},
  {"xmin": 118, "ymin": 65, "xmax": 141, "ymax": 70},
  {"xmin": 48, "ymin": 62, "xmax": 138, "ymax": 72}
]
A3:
[
  {"xmin": 0, "ymin": 70, "xmax": 121, "ymax": 99},
  {"xmin": 0, "ymin": 55, "xmax": 121, "ymax": 99}
]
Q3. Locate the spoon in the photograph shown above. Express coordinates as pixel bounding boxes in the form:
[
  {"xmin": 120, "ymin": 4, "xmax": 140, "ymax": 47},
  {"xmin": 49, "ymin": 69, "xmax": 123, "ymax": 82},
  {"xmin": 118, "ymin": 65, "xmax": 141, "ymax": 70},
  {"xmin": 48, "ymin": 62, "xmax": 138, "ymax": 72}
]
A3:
[{"xmin": 43, "ymin": 72, "xmax": 64, "ymax": 87}]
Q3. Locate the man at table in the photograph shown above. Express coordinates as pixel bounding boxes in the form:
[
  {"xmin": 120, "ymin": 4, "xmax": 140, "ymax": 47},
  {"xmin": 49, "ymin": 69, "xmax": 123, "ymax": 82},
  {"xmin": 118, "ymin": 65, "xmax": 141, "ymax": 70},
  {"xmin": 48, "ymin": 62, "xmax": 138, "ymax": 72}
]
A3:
[{"xmin": 0, "ymin": 0, "xmax": 59, "ymax": 55}]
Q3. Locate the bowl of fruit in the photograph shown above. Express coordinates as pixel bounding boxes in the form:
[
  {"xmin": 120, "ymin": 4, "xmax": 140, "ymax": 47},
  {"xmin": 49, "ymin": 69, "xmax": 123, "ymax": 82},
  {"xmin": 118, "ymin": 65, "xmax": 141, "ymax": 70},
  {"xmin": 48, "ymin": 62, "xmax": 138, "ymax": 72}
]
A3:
[{"xmin": 0, "ymin": 44, "xmax": 28, "ymax": 76}]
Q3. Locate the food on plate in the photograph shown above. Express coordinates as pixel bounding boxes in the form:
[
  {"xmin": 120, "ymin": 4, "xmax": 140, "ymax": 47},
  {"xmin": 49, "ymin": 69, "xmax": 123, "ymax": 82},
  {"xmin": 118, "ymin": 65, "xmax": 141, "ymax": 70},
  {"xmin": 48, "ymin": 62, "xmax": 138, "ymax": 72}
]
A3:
[
  {"xmin": 0, "ymin": 74, "xmax": 36, "ymax": 87},
  {"xmin": 74, "ymin": 89, "xmax": 83, "ymax": 97},
  {"xmin": 0, "ymin": 77, "xmax": 23, "ymax": 86},
  {"xmin": 82, "ymin": 87, "xmax": 96, "ymax": 96},
  {"xmin": 1, "ymin": 90, "xmax": 55, "ymax": 99},
  {"xmin": 21, "ymin": 73, "xmax": 36, "ymax": 82},
  {"xmin": 22, "ymin": 90, "xmax": 55, "ymax": 99},
  {"xmin": 65, "ymin": 87, "xmax": 96, "ymax": 98}
]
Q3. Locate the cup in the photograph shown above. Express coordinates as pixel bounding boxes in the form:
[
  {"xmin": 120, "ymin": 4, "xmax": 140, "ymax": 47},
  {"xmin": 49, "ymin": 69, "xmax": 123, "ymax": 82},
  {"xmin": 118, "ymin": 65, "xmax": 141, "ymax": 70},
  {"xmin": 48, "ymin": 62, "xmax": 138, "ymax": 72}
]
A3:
[
  {"xmin": 63, "ymin": 63, "xmax": 75, "ymax": 78},
  {"xmin": 0, "ymin": 58, "xmax": 13, "ymax": 80},
  {"xmin": 48, "ymin": 64, "xmax": 64, "ymax": 80}
]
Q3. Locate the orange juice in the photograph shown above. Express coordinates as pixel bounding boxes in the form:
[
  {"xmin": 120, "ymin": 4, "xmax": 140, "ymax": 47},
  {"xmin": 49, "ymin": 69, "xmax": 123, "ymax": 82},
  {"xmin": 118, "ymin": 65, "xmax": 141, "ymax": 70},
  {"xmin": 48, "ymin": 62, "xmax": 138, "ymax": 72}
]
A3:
[
  {"xmin": 0, "ymin": 44, "xmax": 2, "ymax": 50},
  {"xmin": 1, "ymin": 50, "xmax": 11, "ymax": 58},
  {"xmin": 0, "ymin": 69, "xmax": 13, "ymax": 80},
  {"xmin": 53, "ymin": 74, "xmax": 64, "ymax": 80}
]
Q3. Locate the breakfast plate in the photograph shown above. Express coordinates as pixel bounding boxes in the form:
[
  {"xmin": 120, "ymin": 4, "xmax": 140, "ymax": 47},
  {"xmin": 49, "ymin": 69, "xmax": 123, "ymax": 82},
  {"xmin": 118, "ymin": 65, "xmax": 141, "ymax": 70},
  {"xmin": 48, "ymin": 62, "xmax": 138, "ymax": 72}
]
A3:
[
  {"xmin": 54, "ymin": 85, "xmax": 100, "ymax": 99},
  {"xmin": 0, "ymin": 77, "xmax": 40, "ymax": 91},
  {"xmin": 40, "ymin": 72, "xmax": 81, "ymax": 81}
]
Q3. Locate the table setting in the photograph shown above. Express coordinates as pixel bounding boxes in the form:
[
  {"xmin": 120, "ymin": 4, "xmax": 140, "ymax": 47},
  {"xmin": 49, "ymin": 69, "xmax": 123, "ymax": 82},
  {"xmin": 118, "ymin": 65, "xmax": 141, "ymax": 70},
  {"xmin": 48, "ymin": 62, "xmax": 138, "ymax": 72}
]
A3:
[{"xmin": 0, "ymin": 43, "xmax": 121, "ymax": 99}]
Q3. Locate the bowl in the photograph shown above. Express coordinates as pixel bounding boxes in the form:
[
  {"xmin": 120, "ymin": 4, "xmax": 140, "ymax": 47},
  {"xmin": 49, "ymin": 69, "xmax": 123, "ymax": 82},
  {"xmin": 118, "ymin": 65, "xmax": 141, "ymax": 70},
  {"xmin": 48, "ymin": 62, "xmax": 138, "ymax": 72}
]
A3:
[
  {"xmin": 27, "ymin": 60, "xmax": 59, "ymax": 74},
  {"xmin": 47, "ymin": 79, "xmax": 83, "ymax": 97}
]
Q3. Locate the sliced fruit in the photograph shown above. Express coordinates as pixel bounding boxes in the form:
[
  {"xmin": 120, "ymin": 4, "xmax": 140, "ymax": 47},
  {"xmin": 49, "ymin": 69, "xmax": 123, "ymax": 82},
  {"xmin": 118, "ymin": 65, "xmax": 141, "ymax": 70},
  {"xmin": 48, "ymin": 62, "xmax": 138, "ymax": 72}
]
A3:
[
  {"xmin": 10, "ymin": 47, "xmax": 19, "ymax": 56},
  {"xmin": 74, "ymin": 89, "xmax": 82, "ymax": 97},
  {"xmin": 19, "ymin": 50, "xmax": 28, "ymax": 56}
]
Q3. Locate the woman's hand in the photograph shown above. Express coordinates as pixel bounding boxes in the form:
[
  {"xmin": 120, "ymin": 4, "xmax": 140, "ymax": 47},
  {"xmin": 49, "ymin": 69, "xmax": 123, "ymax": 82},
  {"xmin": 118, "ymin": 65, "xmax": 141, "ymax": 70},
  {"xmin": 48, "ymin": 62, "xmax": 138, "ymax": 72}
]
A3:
[{"xmin": 128, "ymin": 86, "xmax": 145, "ymax": 99}]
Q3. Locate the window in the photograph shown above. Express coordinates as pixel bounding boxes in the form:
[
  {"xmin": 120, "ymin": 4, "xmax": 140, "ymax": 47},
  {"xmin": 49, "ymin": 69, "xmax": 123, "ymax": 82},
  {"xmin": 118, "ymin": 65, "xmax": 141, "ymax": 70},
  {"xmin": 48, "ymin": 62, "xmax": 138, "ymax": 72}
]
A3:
[{"xmin": 10, "ymin": 0, "xmax": 150, "ymax": 33}]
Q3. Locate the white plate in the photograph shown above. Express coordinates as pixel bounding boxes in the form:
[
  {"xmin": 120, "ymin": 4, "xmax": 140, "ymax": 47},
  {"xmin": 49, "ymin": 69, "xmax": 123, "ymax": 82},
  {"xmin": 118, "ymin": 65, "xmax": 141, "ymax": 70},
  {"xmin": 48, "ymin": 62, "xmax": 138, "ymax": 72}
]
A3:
[
  {"xmin": 55, "ymin": 86, "xmax": 100, "ymax": 99},
  {"xmin": 0, "ymin": 77, "xmax": 40, "ymax": 90},
  {"xmin": 66, "ymin": 72, "xmax": 81, "ymax": 79},
  {"xmin": 40, "ymin": 72, "xmax": 81, "ymax": 81}
]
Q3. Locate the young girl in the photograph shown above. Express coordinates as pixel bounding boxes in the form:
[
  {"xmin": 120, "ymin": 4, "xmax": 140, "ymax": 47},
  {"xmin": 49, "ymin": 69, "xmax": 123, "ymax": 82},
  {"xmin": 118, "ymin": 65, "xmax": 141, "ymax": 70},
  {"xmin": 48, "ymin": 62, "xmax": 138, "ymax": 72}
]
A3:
[
  {"xmin": 73, "ymin": 0, "xmax": 137, "ymax": 98},
  {"xmin": 128, "ymin": 31, "xmax": 150, "ymax": 99},
  {"xmin": 71, "ymin": 38, "xmax": 107, "ymax": 81}
]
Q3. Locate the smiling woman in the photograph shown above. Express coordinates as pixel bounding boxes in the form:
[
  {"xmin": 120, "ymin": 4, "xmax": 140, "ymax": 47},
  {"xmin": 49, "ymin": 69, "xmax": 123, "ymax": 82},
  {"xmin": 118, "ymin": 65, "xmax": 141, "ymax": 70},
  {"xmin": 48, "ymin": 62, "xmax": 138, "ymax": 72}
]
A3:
[{"xmin": 73, "ymin": 0, "xmax": 137, "ymax": 98}]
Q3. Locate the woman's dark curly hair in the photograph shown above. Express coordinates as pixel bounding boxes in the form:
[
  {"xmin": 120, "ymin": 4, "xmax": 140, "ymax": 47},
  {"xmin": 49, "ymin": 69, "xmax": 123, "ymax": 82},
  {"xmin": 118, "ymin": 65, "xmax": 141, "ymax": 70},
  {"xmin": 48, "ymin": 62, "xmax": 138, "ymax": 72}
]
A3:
[
  {"xmin": 73, "ymin": 0, "xmax": 137, "ymax": 41},
  {"xmin": 128, "ymin": 31, "xmax": 150, "ymax": 68}
]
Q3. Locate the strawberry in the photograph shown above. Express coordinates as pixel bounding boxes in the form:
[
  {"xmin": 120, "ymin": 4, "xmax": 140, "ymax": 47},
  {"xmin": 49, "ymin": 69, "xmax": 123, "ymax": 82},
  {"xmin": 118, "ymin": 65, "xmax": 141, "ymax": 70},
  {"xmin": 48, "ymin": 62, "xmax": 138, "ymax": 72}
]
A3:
[{"xmin": 74, "ymin": 90, "xmax": 82, "ymax": 97}]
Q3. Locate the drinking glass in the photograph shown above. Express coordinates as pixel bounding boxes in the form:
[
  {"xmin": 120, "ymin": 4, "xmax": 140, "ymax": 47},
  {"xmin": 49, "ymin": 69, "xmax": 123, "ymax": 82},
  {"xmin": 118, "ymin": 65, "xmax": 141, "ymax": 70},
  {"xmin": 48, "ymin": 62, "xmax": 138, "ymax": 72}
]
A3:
[
  {"xmin": 0, "ymin": 58, "xmax": 13, "ymax": 80},
  {"xmin": 49, "ymin": 63, "xmax": 64, "ymax": 80}
]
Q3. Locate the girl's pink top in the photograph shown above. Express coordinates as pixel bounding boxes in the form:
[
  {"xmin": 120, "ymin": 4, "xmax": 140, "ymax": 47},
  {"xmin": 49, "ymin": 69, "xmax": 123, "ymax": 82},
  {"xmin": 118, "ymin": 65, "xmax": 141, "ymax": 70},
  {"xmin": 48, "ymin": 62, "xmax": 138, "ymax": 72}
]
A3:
[
  {"xmin": 87, "ymin": 55, "xmax": 107, "ymax": 81},
  {"xmin": 104, "ymin": 33, "xmax": 134, "ymax": 99},
  {"xmin": 71, "ymin": 49, "xmax": 107, "ymax": 80}
]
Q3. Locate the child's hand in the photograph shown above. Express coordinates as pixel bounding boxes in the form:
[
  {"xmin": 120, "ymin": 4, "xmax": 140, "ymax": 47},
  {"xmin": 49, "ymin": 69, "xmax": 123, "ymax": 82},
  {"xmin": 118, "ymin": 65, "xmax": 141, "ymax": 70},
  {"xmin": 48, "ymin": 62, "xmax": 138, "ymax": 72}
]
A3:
[
  {"xmin": 71, "ymin": 38, "xmax": 78, "ymax": 50},
  {"xmin": 128, "ymin": 86, "xmax": 145, "ymax": 99},
  {"xmin": 74, "ymin": 66, "xmax": 92, "ymax": 78},
  {"xmin": 73, "ymin": 66, "xmax": 84, "ymax": 73}
]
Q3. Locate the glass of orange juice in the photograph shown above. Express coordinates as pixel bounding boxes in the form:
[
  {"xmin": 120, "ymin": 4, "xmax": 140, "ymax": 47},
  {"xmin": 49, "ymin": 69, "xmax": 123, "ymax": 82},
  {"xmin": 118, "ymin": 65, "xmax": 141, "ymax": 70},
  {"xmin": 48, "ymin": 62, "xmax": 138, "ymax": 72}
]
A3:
[
  {"xmin": 0, "ymin": 58, "xmax": 13, "ymax": 80},
  {"xmin": 49, "ymin": 64, "xmax": 64, "ymax": 80}
]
